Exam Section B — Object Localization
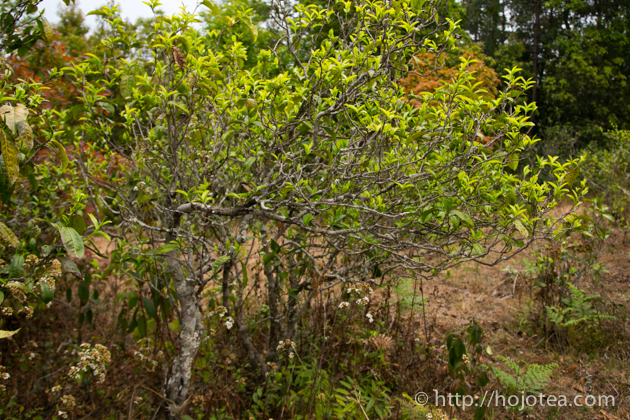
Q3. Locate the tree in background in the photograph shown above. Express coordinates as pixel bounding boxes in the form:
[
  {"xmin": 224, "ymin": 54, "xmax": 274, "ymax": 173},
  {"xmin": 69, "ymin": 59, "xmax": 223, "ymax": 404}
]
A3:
[
  {"xmin": 459, "ymin": 0, "xmax": 630, "ymax": 152},
  {"xmin": 400, "ymin": 44, "xmax": 499, "ymax": 99},
  {"xmin": 5, "ymin": 5, "xmax": 89, "ymax": 108}
]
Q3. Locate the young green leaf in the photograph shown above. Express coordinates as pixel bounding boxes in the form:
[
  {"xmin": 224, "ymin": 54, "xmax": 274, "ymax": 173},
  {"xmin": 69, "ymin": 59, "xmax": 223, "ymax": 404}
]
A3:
[
  {"xmin": 51, "ymin": 140, "xmax": 68, "ymax": 170},
  {"xmin": 153, "ymin": 243, "xmax": 179, "ymax": 254},
  {"xmin": 212, "ymin": 256, "xmax": 230, "ymax": 275},
  {"xmin": 507, "ymin": 153, "xmax": 519, "ymax": 171}
]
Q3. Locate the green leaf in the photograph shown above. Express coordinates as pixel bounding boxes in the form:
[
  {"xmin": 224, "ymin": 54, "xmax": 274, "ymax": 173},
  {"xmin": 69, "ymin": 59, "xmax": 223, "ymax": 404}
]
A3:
[
  {"xmin": 507, "ymin": 153, "xmax": 519, "ymax": 171},
  {"xmin": 142, "ymin": 297, "xmax": 157, "ymax": 319},
  {"xmin": 451, "ymin": 210, "xmax": 473, "ymax": 227},
  {"xmin": 41, "ymin": 283, "xmax": 54, "ymax": 304},
  {"xmin": 0, "ymin": 130, "xmax": 19, "ymax": 184},
  {"xmin": 9, "ymin": 254, "xmax": 24, "ymax": 278},
  {"xmin": 201, "ymin": 0, "xmax": 221, "ymax": 16},
  {"xmin": 69, "ymin": 215, "xmax": 86, "ymax": 235},
  {"xmin": 246, "ymin": 22, "xmax": 258, "ymax": 41},
  {"xmin": 302, "ymin": 213, "xmax": 313, "ymax": 225},
  {"xmin": 564, "ymin": 167, "xmax": 580, "ymax": 188},
  {"xmin": 473, "ymin": 406, "xmax": 487, "ymax": 420},
  {"xmin": 241, "ymin": 261, "xmax": 248, "ymax": 289},
  {"xmin": 514, "ymin": 219, "xmax": 529, "ymax": 238},
  {"xmin": 86, "ymin": 9, "xmax": 108, "ymax": 17},
  {"xmin": 41, "ymin": 17, "xmax": 54, "ymax": 43},
  {"xmin": 128, "ymin": 294, "xmax": 138, "ymax": 308},
  {"xmin": 78, "ymin": 283, "xmax": 89, "ymax": 304},
  {"xmin": 243, "ymin": 156, "xmax": 256, "ymax": 169},
  {"xmin": 59, "ymin": 226, "xmax": 85, "ymax": 258},
  {"xmin": 0, "ymin": 291, "xmax": 3, "ymax": 305},
  {"xmin": 51, "ymin": 140, "xmax": 68, "ymax": 171},
  {"xmin": 212, "ymin": 256, "xmax": 230, "ymax": 275},
  {"xmin": 98, "ymin": 101, "xmax": 115, "ymax": 114},
  {"xmin": 0, "ymin": 158, "xmax": 14, "ymax": 203},
  {"xmin": 0, "ymin": 328, "xmax": 20, "ymax": 339},
  {"xmin": 168, "ymin": 101, "xmax": 188, "ymax": 114},
  {"xmin": 17, "ymin": 121, "xmax": 33, "ymax": 151},
  {"xmin": 472, "ymin": 243, "xmax": 485, "ymax": 256},
  {"xmin": 153, "ymin": 243, "xmax": 178, "ymax": 254},
  {"xmin": 137, "ymin": 315, "xmax": 147, "ymax": 337},
  {"xmin": 0, "ymin": 222, "xmax": 19, "ymax": 247},
  {"xmin": 120, "ymin": 75, "xmax": 136, "ymax": 98},
  {"xmin": 57, "ymin": 256, "xmax": 83, "ymax": 278}
]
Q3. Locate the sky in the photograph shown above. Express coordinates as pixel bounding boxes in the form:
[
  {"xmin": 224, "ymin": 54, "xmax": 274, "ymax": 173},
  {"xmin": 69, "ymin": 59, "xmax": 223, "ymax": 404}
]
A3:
[{"xmin": 39, "ymin": 0, "xmax": 205, "ymax": 32}]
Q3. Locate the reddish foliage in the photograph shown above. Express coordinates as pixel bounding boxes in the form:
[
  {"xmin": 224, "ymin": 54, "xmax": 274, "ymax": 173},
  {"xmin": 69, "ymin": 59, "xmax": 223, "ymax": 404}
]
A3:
[
  {"xmin": 400, "ymin": 47, "xmax": 500, "ymax": 100},
  {"xmin": 6, "ymin": 32, "xmax": 83, "ymax": 108}
]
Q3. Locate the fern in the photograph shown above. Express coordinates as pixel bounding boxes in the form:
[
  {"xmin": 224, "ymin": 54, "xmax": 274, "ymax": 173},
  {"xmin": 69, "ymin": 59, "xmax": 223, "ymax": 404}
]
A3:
[
  {"xmin": 492, "ymin": 356, "xmax": 558, "ymax": 394},
  {"xmin": 546, "ymin": 282, "xmax": 615, "ymax": 328}
]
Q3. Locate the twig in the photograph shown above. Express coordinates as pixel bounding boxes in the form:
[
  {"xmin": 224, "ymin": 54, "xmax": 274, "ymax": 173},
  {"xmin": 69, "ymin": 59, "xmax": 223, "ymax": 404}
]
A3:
[{"xmin": 354, "ymin": 390, "xmax": 370, "ymax": 420}]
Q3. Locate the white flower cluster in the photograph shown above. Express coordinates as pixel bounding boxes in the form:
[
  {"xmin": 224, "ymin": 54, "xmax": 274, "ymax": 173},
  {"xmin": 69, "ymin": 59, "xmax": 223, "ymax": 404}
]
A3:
[
  {"xmin": 132, "ymin": 338, "xmax": 163, "ymax": 371},
  {"xmin": 347, "ymin": 283, "xmax": 374, "ymax": 295},
  {"xmin": 356, "ymin": 297, "xmax": 369, "ymax": 306},
  {"xmin": 264, "ymin": 362, "xmax": 279, "ymax": 377},
  {"xmin": 276, "ymin": 339, "xmax": 296, "ymax": 351},
  {"xmin": 425, "ymin": 411, "xmax": 448, "ymax": 420},
  {"xmin": 341, "ymin": 282, "xmax": 374, "ymax": 309},
  {"xmin": 61, "ymin": 394, "xmax": 76, "ymax": 408},
  {"xmin": 224, "ymin": 316, "xmax": 234, "ymax": 330},
  {"xmin": 6, "ymin": 283, "xmax": 26, "ymax": 302},
  {"xmin": 68, "ymin": 343, "xmax": 111, "ymax": 383},
  {"xmin": 366, "ymin": 313, "xmax": 374, "ymax": 323},
  {"xmin": 211, "ymin": 306, "xmax": 233, "ymax": 329},
  {"xmin": 38, "ymin": 259, "xmax": 61, "ymax": 291},
  {"xmin": 132, "ymin": 181, "xmax": 146, "ymax": 192},
  {"xmin": 462, "ymin": 354, "xmax": 470, "ymax": 364},
  {"xmin": 277, "ymin": 339, "xmax": 296, "ymax": 358},
  {"xmin": 211, "ymin": 306, "xmax": 228, "ymax": 317},
  {"xmin": 21, "ymin": 305, "xmax": 34, "ymax": 319}
]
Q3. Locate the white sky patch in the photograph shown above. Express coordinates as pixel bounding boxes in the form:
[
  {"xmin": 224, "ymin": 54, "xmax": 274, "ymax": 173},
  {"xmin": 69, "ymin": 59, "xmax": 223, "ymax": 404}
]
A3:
[{"xmin": 39, "ymin": 0, "xmax": 206, "ymax": 32}]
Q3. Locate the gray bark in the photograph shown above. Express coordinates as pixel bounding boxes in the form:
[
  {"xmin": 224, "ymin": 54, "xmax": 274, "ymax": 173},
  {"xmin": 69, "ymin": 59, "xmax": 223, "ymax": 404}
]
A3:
[{"xmin": 163, "ymin": 250, "xmax": 203, "ymax": 419}]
